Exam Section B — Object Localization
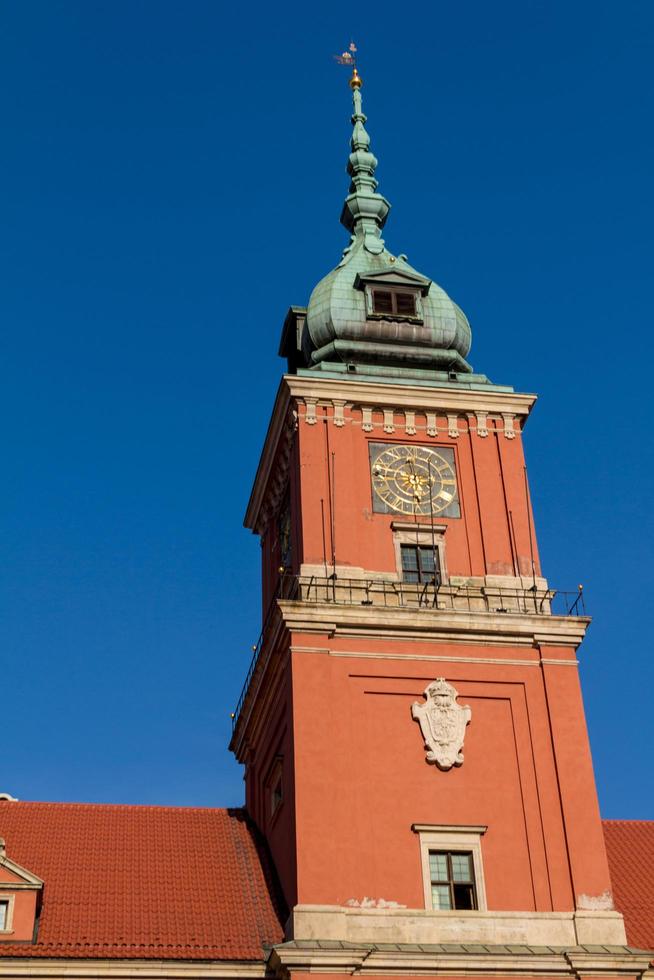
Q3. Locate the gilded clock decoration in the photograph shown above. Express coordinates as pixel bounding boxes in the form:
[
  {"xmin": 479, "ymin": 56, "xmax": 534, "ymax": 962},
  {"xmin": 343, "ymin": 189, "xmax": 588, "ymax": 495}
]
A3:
[{"xmin": 369, "ymin": 444, "xmax": 460, "ymax": 517}]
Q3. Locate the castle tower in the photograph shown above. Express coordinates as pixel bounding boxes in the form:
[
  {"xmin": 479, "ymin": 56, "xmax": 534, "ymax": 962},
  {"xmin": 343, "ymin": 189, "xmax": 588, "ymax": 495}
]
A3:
[{"xmin": 230, "ymin": 68, "xmax": 638, "ymax": 979}]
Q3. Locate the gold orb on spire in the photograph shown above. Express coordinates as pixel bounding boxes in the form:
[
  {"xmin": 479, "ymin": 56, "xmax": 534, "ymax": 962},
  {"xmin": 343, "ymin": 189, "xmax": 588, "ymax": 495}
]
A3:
[{"xmin": 349, "ymin": 67, "xmax": 363, "ymax": 89}]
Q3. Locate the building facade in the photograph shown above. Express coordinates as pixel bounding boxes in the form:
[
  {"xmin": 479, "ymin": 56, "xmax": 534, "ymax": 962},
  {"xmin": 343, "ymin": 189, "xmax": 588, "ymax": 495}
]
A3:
[{"xmin": 1, "ymin": 67, "xmax": 652, "ymax": 980}]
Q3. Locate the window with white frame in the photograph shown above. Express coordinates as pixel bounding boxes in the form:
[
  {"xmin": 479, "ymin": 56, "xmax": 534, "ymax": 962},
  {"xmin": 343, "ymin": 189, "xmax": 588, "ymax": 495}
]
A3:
[
  {"xmin": 413, "ymin": 824, "xmax": 487, "ymax": 912},
  {"xmin": 392, "ymin": 522, "xmax": 447, "ymax": 586},
  {"xmin": 0, "ymin": 896, "xmax": 13, "ymax": 932}
]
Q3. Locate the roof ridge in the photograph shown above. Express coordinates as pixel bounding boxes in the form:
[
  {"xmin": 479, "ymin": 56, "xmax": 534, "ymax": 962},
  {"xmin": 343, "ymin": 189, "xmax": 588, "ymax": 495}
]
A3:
[
  {"xmin": 0, "ymin": 801, "xmax": 246, "ymax": 813},
  {"xmin": 602, "ymin": 818, "xmax": 654, "ymax": 826}
]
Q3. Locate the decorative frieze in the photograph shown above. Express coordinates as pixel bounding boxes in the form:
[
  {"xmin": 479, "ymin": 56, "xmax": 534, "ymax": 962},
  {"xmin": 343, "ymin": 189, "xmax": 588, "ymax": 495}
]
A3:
[
  {"xmin": 255, "ymin": 411, "xmax": 297, "ymax": 535},
  {"xmin": 502, "ymin": 413, "xmax": 516, "ymax": 439},
  {"xmin": 447, "ymin": 413, "xmax": 460, "ymax": 438},
  {"xmin": 296, "ymin": 398, "xmax": 520, "ymax": 439},
  {"xmin": 304, "ymin": 399, "xmax": 317, "ymax": 425},
  {"xmin": 333, "ymin": 400, "xmax": 346, "ymax": 427},
  {"xmin": 245, "ymin": 377, "xmax": 534, "ymax": 534}
]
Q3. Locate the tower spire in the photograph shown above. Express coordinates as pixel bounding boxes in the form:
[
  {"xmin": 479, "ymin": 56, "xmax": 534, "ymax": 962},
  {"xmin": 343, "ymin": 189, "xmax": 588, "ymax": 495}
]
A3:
[{"xmin": 338, "ymin": 57, "xmax": 390, "ymax": 255}]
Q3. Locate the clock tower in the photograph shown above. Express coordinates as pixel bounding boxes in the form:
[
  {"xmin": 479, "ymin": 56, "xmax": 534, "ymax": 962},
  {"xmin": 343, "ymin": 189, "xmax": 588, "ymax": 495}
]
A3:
[{"xmin": 230, "ymin": 67, "xmax": 640, "ymax": 980}]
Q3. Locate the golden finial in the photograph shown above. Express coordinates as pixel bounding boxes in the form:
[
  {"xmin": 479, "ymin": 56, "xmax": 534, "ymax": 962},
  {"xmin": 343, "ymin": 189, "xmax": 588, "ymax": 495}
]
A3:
[
  {"xmin": 349, "ymin": 67, "xmax": 362, "ymax": 89},
  {"xmin": 334, "ymin": 41, "xmax": 361, "ymax": 86}
]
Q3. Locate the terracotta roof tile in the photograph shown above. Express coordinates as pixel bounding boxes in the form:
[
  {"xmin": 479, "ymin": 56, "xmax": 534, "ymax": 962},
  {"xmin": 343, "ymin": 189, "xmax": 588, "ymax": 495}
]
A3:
[
  {"xmin": 0, "ymin": 801, "xmax": 284, "ymax": 960},
  {"xmin": 1, "ymin": 805, "xmax": 650, "ymax": 960},
  {"xmin": 603, "ymin": 820, "xmax": 654, "ymax": 952}
]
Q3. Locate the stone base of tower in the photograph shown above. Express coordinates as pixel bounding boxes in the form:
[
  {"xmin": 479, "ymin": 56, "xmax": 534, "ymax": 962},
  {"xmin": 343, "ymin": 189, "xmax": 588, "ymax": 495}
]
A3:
[{"xmin": 286, "ymin": 903, "xmax": 628, "ymax": 947}]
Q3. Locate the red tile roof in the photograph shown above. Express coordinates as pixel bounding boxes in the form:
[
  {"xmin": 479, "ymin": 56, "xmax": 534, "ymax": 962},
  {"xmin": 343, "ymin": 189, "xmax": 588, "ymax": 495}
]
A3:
[
  {"xmin": 0, "ymin": 801, "xmax": 284, "ymax": 960},
  {"xmin": 0, "ymin": 803, "xmax": 650, "ymax": 960},
  {"xmin": 604, "ymin": 820, "xmax": 654, "ymax": 952}
]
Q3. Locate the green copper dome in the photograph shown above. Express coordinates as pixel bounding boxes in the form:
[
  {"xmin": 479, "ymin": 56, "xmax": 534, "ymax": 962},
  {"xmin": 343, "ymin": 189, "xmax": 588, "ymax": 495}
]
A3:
[
  {"xmin": 281, "ymin": 72, "xmax": 488, "ymax": 385},
  {"xmin": 305, "ymin": 242, "xmax": 472, "ymax": 375}
]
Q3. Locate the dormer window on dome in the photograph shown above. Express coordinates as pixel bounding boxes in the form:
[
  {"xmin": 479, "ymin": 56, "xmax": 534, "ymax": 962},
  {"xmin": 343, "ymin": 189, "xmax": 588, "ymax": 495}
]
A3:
[
  {"xmin": 370, "ymin": 288, "xmax": 418, "ymax": 319},
  {"xmin": 355, "ymin": 266, "xmax": 430, "ymax": 322}
]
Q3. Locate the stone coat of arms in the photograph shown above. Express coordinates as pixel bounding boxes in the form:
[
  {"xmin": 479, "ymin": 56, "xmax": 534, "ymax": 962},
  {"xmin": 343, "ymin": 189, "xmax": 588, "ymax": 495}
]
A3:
[{"xmin": 411, "ymin": 678, "xmax": 471, "ymax": 770}]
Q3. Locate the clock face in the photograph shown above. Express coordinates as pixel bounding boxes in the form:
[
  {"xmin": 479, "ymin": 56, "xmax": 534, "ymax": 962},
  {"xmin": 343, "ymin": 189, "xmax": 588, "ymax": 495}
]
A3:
[{"xmin": 369, "ymin": 443, "xmax": 460, "ymax": 517}]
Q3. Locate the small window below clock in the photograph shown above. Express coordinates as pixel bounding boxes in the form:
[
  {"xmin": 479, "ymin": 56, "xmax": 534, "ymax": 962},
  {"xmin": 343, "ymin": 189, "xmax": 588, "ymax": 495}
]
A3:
[
  {"xmin": 372, "ymin": 289, "xmax": 417, "ymax": 317},
  {"xmin": 401, "ymin": 544, "xmax": 441, "ymax": 585},
  {"xmin": 392, "ymin": 523, "xmax": 448, "ymax": 586}
]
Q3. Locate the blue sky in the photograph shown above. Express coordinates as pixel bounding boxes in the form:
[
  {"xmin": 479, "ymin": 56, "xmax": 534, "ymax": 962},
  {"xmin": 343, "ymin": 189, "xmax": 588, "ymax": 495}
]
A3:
[{"xmin": 1, "ymin": 0, "xmax": 652, "ymax": 817}]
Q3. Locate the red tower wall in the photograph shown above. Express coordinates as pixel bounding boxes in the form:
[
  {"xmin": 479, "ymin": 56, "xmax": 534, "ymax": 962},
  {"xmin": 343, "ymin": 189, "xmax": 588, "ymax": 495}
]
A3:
[
  {"xmin": 289, "ymin": 403, "xmax": 541, "ymax": 583},
  {"xmin": 233, "ymin": 377, "xmax": 622, "ymax": 952}
]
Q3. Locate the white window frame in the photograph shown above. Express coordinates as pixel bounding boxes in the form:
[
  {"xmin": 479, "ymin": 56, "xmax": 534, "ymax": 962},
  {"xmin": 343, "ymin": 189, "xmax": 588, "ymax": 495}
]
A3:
[
  {"xmin": 0, "ymin": 894, "xmax": 15, "ymax": 933},
  {"xmin": 412, "ymin": 824, "xmax": 487, "ymax": 912},
  {"xmin": 392, "ymin": 522, "xmax": 448, "ymax": 584}
]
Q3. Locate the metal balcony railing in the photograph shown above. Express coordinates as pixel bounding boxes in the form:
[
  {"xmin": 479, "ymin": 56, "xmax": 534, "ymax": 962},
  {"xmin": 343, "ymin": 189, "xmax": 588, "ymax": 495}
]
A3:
[
  {"xmin": 231, "ymin": 575, "xmax": 586, "ymax": 733},
  {"xmin": 276, "ymin": 574, "xmax": 585, "ymax": 616}
]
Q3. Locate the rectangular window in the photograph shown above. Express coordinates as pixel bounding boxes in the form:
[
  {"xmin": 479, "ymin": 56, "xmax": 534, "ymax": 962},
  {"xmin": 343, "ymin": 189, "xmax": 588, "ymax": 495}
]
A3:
[
  {"xmin": 0, "ymin": 900, "xmax": 8, "ymax": 931},
  {"xmin": 372, "ymin": 290, "xmax": 394, "ymax": 313},
  {"xmin": 271, "ymin": 771, "xmax": 283, "ymax": 816},
  {"xmin": 401, "ymin": 544, "xmax": 441, "ymax": 584},
  {"xmin": 429, "ymin": 851, "xmax": 477, "ymax": 910},
  {"xmin": 395, "ymin": 291, "xmax": 417, "ymax": 316},
  {"xmin": 267, "ymin": 756, "xmax": 284, "ymax": 820},
  {"xmin": 372, "ymin": 289, "xmax": 417, "ymax": 317},
  {"xmin": 278, "ymin": 496, "xmax": 292, "ymax": 568}
]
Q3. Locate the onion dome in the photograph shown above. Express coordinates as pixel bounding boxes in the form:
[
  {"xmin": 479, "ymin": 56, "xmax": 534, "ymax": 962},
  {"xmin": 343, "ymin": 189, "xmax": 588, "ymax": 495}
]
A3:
[{"xmin": 281, "ymin": 68, "xmax": 483, "ymax": 384}]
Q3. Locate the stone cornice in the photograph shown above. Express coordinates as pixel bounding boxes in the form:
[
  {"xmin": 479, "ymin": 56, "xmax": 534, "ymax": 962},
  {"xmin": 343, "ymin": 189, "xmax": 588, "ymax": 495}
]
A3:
[
  {"xmin": 231, "ymin": 599, "xmax": 588, "ymax": 755},
  {"xmin": 276, "ymin": 600, "xmax": 590, "ymax": 649},
  {"xmin": 270, "ymin": 942, "xmax": 651, "ymax": 977},
  {"xmin": 0, "ymin": 960, "xmax": 268, "ymax": 979},
  {"xmin": 1, "ymin": 948, "xmax": 648, "ymax": 980},
  {"xmin": 285, "ymin": 373, "xmax": 537, "ymax": 418},
  {"xmin": 244, "ymin": 375, "xmax": 537, "ymax": 533},
  {"xmin": 244, "ymin": 380, "xmax": 293, "ymax": 535}
]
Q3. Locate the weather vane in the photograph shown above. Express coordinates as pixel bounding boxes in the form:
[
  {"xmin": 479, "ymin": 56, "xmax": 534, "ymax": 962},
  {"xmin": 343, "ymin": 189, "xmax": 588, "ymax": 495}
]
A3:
[{"xmin": 334, "ymin": 41, "xmax": 362, "ymax": 88}]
